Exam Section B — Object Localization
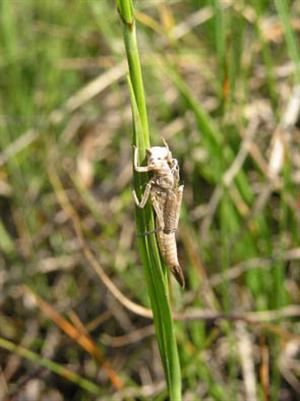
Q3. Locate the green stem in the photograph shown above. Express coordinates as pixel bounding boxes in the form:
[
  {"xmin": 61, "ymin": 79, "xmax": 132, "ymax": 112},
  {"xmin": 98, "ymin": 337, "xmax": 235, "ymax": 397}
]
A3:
[
  {"xmin": 274, "ymin": 0, "xmax": 300, "ymax": 84},
  {"xmin": 0, "ymin": 337, "xmax": 102, "ymax": 395},
  {"xmin": 117, "ymin": 1, "xmax": 182, "ymax": 399},
  {"xmin": 117, "ymin": 0, "xmax": 149, "ymax": 144}
]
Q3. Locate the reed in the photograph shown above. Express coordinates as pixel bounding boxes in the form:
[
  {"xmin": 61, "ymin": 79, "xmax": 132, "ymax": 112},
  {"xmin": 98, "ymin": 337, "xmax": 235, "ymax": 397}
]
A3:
[{"xmin": 117, "ymin": 0, "xmax": 182, "ymax": 399}]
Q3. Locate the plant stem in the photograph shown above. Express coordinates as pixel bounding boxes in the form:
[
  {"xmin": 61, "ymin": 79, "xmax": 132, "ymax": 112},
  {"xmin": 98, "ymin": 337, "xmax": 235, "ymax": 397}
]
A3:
[
  {"xmin": 0, "ymin": 337, "xmax": 102, "ymax": 395},
  {"xmin": 274, "ymin": 0, "xmax": 300, "ymax": 84},
  {"xmin": 117, "ymin": 0, "xmax": 149, "ymax": 145},
  {"xmin": 117, "ymin": 1, "xmax": 182, "ymax": 399}
]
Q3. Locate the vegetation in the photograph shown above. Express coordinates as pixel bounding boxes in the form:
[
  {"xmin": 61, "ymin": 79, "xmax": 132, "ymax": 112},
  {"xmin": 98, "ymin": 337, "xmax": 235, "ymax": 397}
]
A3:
[{"xmin": 0, "ymin": 0, "xmax": 300, "ymax": 400}]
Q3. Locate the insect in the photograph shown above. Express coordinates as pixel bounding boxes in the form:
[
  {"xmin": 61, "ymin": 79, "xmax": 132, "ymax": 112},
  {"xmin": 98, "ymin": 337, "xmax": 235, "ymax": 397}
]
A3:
[{"xmin": 133, "ymin": 139, "xmax": 184, "ymax": 287}]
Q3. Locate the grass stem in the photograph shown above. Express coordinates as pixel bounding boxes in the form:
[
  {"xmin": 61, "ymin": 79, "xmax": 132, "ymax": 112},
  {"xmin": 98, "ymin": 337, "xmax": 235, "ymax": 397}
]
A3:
[{"xmin": 117, "ymin": 1, "xmax": 182, "ymax": 399}]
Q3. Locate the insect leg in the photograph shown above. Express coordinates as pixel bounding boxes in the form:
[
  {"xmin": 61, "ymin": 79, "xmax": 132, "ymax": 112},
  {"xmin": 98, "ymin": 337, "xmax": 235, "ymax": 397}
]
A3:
[
  {"xmin": 161, "ymin": 137, "xmax": 169, "ymax": 150},
  {"xmin": 136, "ymin": 227, "xmax": 161, "ymax": 237},
  {"xmin": 133, "ymin": 146, "xmax": 151, "ymax": 172},
  {"xmin": 133, "ymin": 180, "xmax": 153, "ymax": 208}
]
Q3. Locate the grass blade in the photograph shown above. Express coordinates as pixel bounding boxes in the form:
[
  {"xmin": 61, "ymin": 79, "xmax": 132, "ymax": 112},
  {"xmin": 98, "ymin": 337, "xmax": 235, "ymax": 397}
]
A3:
[
  {"xmin": 117, "ymin": 0, "xmax": 182, "ymax": 399},
  {"xmin": 274, "ymin": 0, "xmax": 300, "ymax": 84},
  {"xmin": 0, "ymin": 337, "xmax": 102, "ymax": 395}
]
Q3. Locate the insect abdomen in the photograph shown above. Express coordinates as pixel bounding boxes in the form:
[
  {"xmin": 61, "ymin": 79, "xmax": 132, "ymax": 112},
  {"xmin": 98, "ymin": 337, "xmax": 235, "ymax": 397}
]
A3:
[
  {"xmin": 163, "ymin": 191, "xmax": 178, "ymax": 233},
  {"xmin": 157, "ymin": 231, "xmax": 185, "ymax": 287}
]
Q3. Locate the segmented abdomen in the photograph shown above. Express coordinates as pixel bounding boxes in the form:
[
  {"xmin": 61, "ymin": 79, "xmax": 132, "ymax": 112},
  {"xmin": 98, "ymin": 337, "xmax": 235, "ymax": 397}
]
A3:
[
  {"xmin": 157, "ymin": 231, "xmax": 177, "ymax": 264},
  {"xmin": 157, "ymin": 229, "xmax": 184, "ymax": 287},
  {"xmin": 162, "ymin": 191, "xmax": 178, "ymax": 233}
]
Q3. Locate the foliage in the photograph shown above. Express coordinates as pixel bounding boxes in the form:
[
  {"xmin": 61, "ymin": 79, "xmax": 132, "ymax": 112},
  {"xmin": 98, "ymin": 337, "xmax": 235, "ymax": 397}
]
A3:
[{"xmin": 0, "ymin": 0, "xmax": 300, "ymax": 400}]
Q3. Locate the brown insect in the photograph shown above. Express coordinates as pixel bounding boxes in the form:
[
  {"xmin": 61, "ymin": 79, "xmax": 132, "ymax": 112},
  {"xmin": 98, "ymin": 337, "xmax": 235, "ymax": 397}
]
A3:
[{"xmin": 133, "ymin": 139, "xmax": 184, "ymax": 287}]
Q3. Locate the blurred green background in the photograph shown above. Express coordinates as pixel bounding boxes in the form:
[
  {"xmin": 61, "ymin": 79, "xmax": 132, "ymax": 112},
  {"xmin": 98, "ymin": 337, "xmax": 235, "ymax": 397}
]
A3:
[{"xmin": 1, "ymin": 0, "xmax": 300, "ymax": 400}]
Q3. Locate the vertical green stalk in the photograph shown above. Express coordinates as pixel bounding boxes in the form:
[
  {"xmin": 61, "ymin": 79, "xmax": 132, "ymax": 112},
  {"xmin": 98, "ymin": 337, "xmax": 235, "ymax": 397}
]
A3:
[
  {"xmin": 274, "ymin": 0, "xmax": 300, "ymax": 84},
  {"xmin": 252, "ymin": 0, "xmax": 278, "ymax": 112},
  {"xmin": 116, "ymin": 1, "xmax": 182, "ymax": 399}
]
